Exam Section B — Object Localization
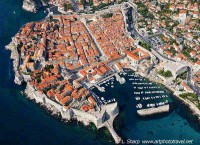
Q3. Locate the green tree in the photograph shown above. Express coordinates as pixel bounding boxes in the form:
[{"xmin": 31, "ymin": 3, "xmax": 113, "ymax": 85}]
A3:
[
  {"xmin": 80, "ymin": 0, "xmax": 86, "ymax": 6},
  {"xmin": 63, "ymin": 3, "xmax": 72, "ymax": 11},
  {"xmin": 89, "ymin": 0, "xmax": 93, "ymax": 6}
]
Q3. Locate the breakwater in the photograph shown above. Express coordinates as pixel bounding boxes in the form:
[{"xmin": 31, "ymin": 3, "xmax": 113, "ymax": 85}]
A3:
[
  {"xmin": 137, "ymin": 104, "xmax": 170, "ymax": 116},
  {"xmin": 0, "ymin": 1, "xmax": 200, "ymax": 144}
]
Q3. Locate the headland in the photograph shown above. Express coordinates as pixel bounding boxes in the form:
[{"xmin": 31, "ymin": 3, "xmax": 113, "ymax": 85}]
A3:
[{"xmin": 6, "ymin": 0, "xmax": 200, "ymax": 144}]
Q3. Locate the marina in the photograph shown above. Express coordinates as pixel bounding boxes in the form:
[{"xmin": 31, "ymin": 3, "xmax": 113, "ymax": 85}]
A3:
[
  {"xmin": 92, "ymin": 69, "xmax": 171, "ymax": 113},
  {"xmin": 0, "ymin": 0, "xmax": 200, "ymax": 144}
]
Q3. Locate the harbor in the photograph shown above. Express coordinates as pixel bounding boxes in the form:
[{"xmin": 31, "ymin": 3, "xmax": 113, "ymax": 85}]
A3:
[
  {"xmin": 1, "ymin": 0, "xmax": 200, "ymax": 145},
  {"xmin": 92, "ymin": 69, "xmax": 171, "ymax": 116}
]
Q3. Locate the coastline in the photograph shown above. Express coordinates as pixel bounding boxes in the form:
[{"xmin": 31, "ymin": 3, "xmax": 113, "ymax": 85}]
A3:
[
  {"xmin": 24, "ymin": 82, "xmax": 121, "ymax": 143},
  {"xmin": 174, "ymin": 93, "xmax": 200, "ymax": 123},
  {"xmin": 7, "ymin": 37, "xmax": 200, "ymax": 143},
  {"xmin": 5, "ymin": 2, "xmax": 200, "ymax": 144},
  {"xmin": 22, "ymin": 0, "xmax": 38, "ymax": 13},
  {"xmin": 1, "ymin": 0, "xmax": 200, "ymax": 144},
  {"xmin": 6, "ymin": 39, "xmax": 24, "ymax": 85},
  {"xmin": 25, "ymin": 90, "xmax": 90, "ymax": 125},
  {"xmin": 146, "ymin": 74, "xmax": 200, "ymax": 123},
  {"xmin": 6, "ymin": 37, "xmax": 122, "ymax": 144},
  {"xmin": 115, "ymin": 67, "xmax": 200, "ymax": 121}
]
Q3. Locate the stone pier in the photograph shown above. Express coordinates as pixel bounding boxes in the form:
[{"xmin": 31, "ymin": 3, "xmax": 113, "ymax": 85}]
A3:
[
  {"xmin": 115, "ymin": 73, "xmax": 126, "ymax": 84},
  {"xmin": 137, "ymin": 104, "xmax": 170, "ymax": 116},
  {"xmin": 106, "ymin": 122, "xmax": 121, "ymax": 144},
  {"xmin": 93, "ymin": 84, "xmax": 105, "ymax": 92}
]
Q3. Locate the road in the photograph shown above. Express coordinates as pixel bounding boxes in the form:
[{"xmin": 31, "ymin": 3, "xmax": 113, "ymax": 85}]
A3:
[
  {"xmin": 125, "ymin": 7, "xmax": 177, "ymax": 64},
  {"xmin": 187, "ymin": 67, "xmax": 200, "ymax": 96},
  {"xmin": 126, "ymin": 3, "xmax": 200, "ymax": 94}
]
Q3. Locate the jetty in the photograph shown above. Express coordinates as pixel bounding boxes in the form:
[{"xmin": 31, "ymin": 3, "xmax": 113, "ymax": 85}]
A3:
[
  {"xmin": 93, "ymin": 84, "xmax": 105, "ymax": 92},
  {"xmin": 137, "ymin": 104, "xmax": 170, "ymax": 116},
  {"xmin": 106, "ymin": 122, "xmax": 121, "ymax": 144},
  {"xmin": 115, "ymin": 73, "xmax": 126, "ymax": 84}
]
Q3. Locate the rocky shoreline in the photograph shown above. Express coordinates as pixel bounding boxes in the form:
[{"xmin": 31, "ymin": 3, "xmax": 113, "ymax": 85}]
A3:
[
  {"xmin": 6, "ymin": 37, "xmax": 94, "ymax": 128},
  {"xmin": 23, "ymin": 82, "xmax": 121, "ymax": 143},
  {"xmin": 6, "ymin": 39, "xmax": 24, "ymax": 85},
  {"xmin": 6, "ymin": 4, "xmax": 200, "ymax": 143},
  {"xmin": 163, "ymin": 84, "xmax": 200, "ymax": 123},
  {"xmin": 5, "ymin": 11, "xmax": 124, "ymax": 143},
  {"xmin": 174, "ymin": 92, "xmax": 200, "ymax": 123},
  {"xmin": 22, "ymin": 0, "xmax": 38, "ymax": 13},
  {"xmin": 26, "ymin": 97, "xmax": 102, "ymax": 129},
  {"xmin": 125, "ymin": 67, "xmax": 199, "ymax": 120},
  {"xmin": 147, "ymin": 74, "xmax": 200, "ymax": 123}
]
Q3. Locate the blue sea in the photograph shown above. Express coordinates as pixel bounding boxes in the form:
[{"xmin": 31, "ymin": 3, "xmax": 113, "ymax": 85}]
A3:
[{"xmin": 0, "ymin": 0, "xmax": 199, "ymax": 145}]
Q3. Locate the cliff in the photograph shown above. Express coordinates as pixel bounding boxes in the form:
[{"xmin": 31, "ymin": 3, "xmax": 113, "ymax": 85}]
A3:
[{"xmin": 6, "ymin": 39, "xmax": 24, "ymax": 85}]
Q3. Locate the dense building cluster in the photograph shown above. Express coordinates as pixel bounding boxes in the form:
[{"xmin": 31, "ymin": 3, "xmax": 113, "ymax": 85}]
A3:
[
  {"xmin": 46, "ymin": 0, "xmax": 116, "ymax": 12},
  {"xmin": 13, "ymin": 15, "xmax": 105, "ymax": 112},
  {"xmin": 29, "ymin": 64, "xmax": 97, "ymax": 111},
  {"xmin": 135, "ymin": 0, "xmax": 200, "ymax": 86},
  {"xmin": 78, "ymin": 62, "xmax": 112, "ymax": 83},
  {"xmin": 15, "ymin": 15, "xmax": 100, "ymax": 72},
  {"xmin": 11, "ymin": 1, "xmax": 200, "ymax": 143},
  {"xmin": 88, "ymin": 10, "xmax": 134, "ymax": 60},
  {"xmin": 126, "ymin": 48, "xmax": 150, "ymax": 64},
  {"xmin": 13, "ymin": 7, "xmax": 140, "ymax": 112}
]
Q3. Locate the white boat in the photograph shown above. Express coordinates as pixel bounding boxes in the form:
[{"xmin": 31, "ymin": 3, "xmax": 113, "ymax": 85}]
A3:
[
  {"xmin": 135, "ymin": 97, "xmax": 140, "ymax": 101},
  {"xmin": 137, "ymin": 104, "xmax": 143, "ymax": 109},
  {"xmin": 147, "ymin": 104, "xmax": 155, "ymax": 108}
]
